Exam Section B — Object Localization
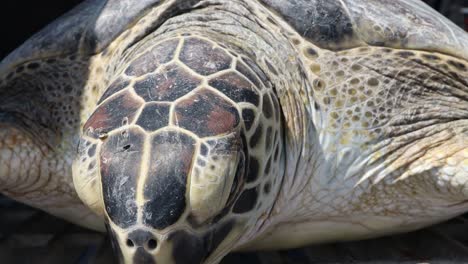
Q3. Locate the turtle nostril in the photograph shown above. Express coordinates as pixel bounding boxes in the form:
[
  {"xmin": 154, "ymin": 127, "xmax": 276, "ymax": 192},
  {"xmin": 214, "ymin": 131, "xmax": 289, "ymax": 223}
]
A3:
[
  {"xmin": 126, "ymin": 238, "xmax": 135, "ymax": 247},
  {"xmin": 147, "ymin": 238, "xmax": 157, "ymax": 250}
]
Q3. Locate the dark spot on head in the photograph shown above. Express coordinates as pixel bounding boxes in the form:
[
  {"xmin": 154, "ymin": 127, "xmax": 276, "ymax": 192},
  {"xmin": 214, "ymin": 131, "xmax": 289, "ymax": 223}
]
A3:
[
  {"xmin": 87, "ymin": 144, "xmax": 97, "ymax": 157},
  {"xmin": 200, "ymin": 144, "xmax": 209, "ymax": 157},
  {"xmin": 265, "ymin": 126, "xmax": 273, "ymax": 153},
  {"xmin": 123, "ymin": 144, "xmax": 131, "ymax": 151},
  {"xmin": 305, "ymin": 47, "xmax": 318, "ymax": 58},
  {"xmin": 249, "ymin": 123, "xmax": 263, "ymax": 149},
  {"xmin": 274, "ymin": 144, "xmax": 281, "ymax": 162},
  {"xmin": 264, "ymin": 157, "xmax": 272, "ymax": 175},
  {"xmin": 126, "ymin": 239, "xmax": 134, "ymax": 247},
  {"xmin": 262, "ymin": 94, "xmax": 274, "ymax": 119},
  {"xmin": 264, "ymin": 182, "xmax": 271, "ymax": 194},
  {"xmin": 242, "ymin": 108, "xmax": 256, "ymax": 131},
  {"xmin": 246, "ymin": 156, "xmax": 260, "ymax": 183},
  {"xmin": 233, "ymin": 187, "xmax": 258, "ymax": 214},
  {"xmin": 148, "ymin": 239, "xmax": 157, "ymax": 250},
  {"xmin": 197, "ymin": 158, "xmax": 206, "ymax": 167}
]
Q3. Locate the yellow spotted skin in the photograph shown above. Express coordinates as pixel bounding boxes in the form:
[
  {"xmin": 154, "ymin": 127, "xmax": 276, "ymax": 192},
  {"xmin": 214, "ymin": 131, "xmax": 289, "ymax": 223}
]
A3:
[{"xmin": 0, "ymin": 0, "xmax": 468, "ymax": 263}]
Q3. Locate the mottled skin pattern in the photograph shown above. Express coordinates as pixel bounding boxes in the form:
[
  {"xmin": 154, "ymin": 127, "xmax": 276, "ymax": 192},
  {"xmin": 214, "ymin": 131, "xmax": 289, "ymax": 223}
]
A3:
[{"xmin": 0, "ymin": 0, "xmax": 467, "ymax": 264}]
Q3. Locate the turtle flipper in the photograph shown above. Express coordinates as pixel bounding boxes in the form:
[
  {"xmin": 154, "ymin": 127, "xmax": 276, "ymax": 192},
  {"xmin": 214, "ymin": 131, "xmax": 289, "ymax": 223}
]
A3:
[{"xmin": 0, "ymin": 45, "xmax": 106, "ymax": 231}]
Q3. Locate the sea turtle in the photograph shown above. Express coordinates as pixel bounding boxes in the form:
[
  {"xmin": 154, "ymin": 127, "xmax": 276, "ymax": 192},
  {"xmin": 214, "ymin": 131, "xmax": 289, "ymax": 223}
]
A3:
[{"xmin": 1, "ymin": 0, "xmax": 467, "ymax": 263}]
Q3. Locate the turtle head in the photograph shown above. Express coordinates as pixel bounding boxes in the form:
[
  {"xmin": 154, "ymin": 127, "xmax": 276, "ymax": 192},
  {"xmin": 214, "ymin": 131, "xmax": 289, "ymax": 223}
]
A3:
[
  {"xmin": 73, "ymin": 86, "xmax": 281, "ymax": 263},
  {"xmin": 95, "ymin": 128, "xmax": 248, "ymax": 264},
  {"xmin": 72, "ymin": 27, "xmax": 284, "ymax": 262}
]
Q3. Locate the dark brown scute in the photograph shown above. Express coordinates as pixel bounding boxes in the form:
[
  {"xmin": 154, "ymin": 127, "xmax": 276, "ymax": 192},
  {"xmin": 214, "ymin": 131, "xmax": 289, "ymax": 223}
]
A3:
[
  {"xmin": 133, "ymin": 64, "xmax": 201, "ymax": 102},
  {"xmin": 236, "ymin": 61, "xmax": 262, "ymax": 87},
  {"xmin": 98, "ymin": 77, "xmax": 130, "ymax": 104},
  {"xmin": 174, "ymin": 89, "xmax": 240, "ymax": 137},
  {"xmin": 136, "ymin": 103, "xmax": 171, "ymax": 132},
  {"xmin": 125, "ymin": 38, "xmax": 179, "ymax": 77},
  {"xmin": 242, "ymin": 57, "xmax": 268, "ymax": 84},
  {"xmin": 179, "ymin": 37, "xmax": 232, "ymax": 75},
  {"xmin": 84, "ymin": 90, "xmax": 143, "ymax": 138},
  {"xmin": 100, "ymin": 127, "xmax": 145, "ymax": 228},
  {"xmin": 143, "ymin": 131, "xmax": 195, "ymax": 230},
  {"xmin": 209, "ymin": 72, "xmax": 260, "ymax": 106}
]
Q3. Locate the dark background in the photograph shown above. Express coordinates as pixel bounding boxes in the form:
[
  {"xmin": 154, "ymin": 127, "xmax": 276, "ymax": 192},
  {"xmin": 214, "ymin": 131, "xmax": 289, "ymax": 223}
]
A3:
[{"xmin": 0, "ymin": 0, "xmax": 467, "ymax": 60}]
